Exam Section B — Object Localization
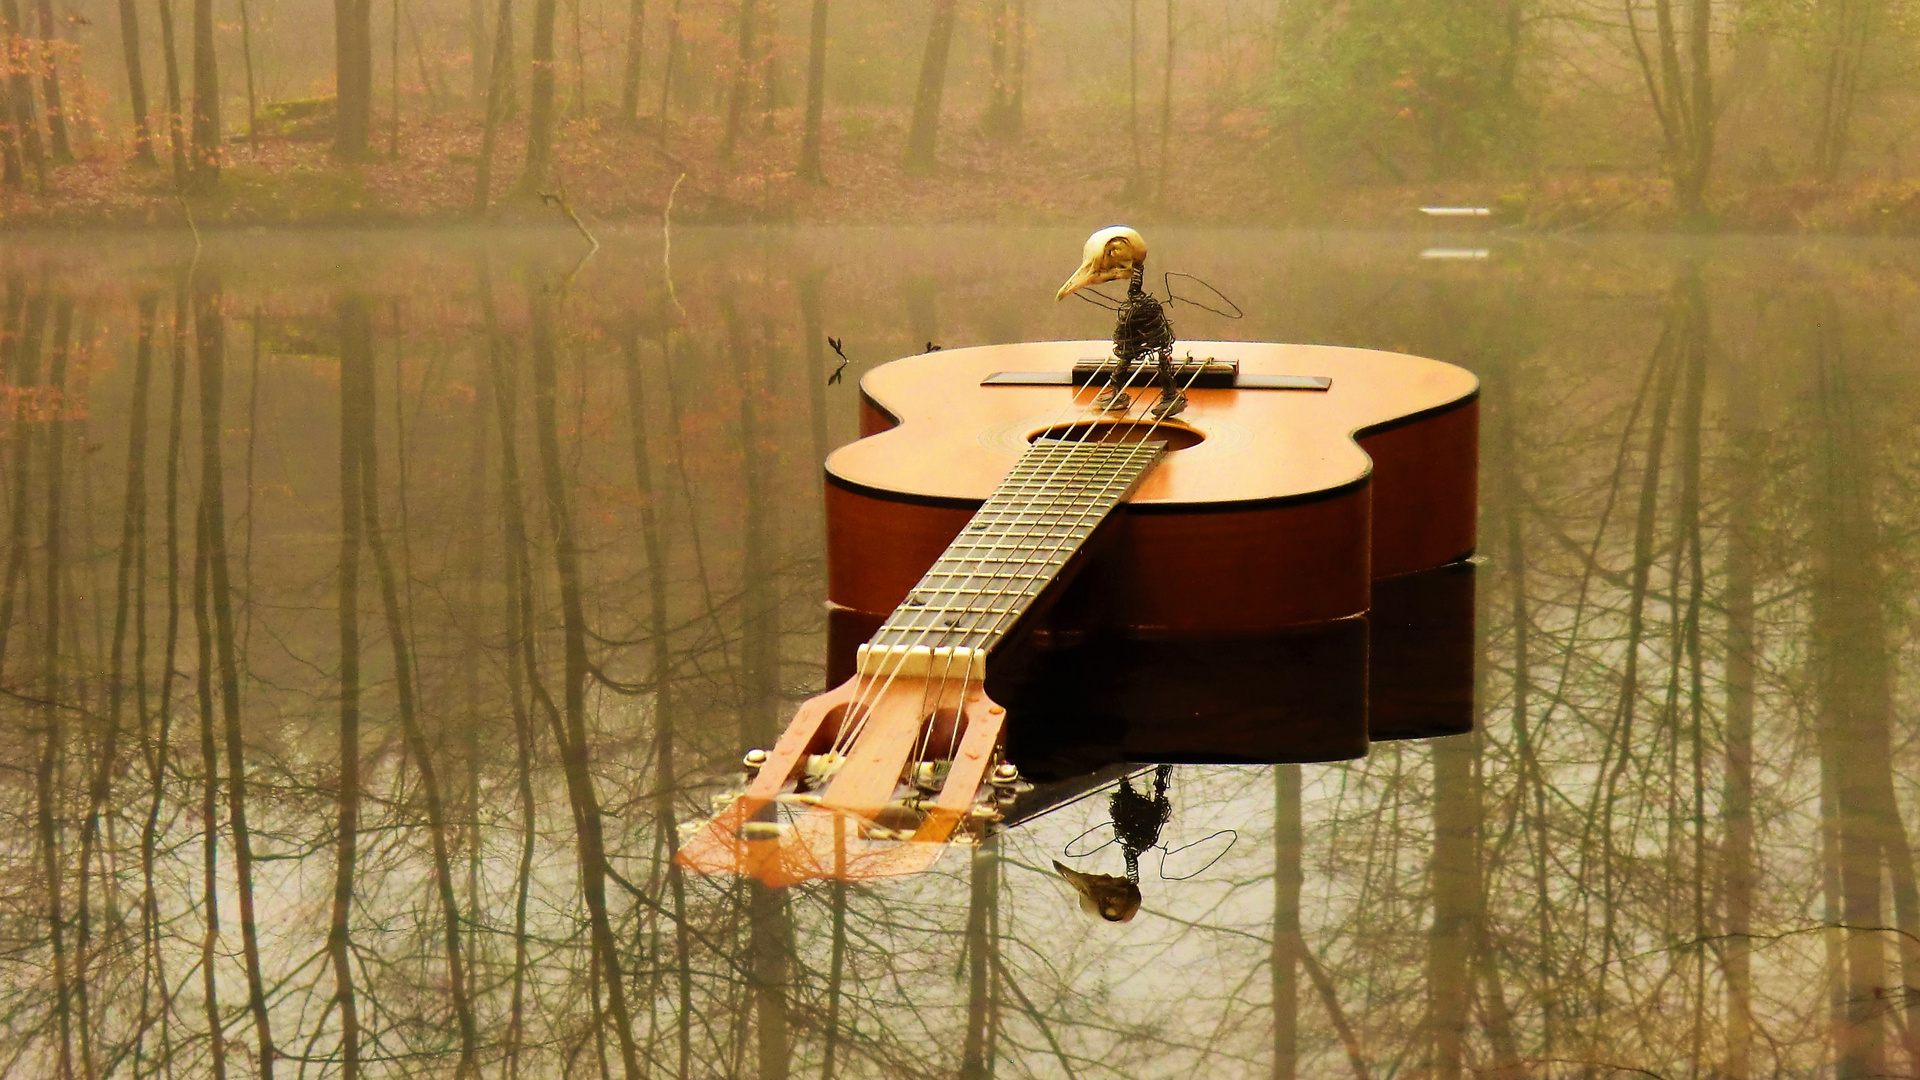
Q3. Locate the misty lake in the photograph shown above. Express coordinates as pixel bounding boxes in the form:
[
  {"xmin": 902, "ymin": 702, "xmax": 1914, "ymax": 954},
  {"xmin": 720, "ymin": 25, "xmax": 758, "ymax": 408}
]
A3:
[{"xmin": 2, "ymin": 226, "xmax": 1917, "ymax": 1079}]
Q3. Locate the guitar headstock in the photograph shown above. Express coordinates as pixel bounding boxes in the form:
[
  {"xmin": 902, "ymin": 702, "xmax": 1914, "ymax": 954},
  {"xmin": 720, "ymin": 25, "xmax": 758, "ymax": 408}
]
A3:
[{"xmin": 676, "ymin": 674, "xmax": 1014, "ymax": 887}]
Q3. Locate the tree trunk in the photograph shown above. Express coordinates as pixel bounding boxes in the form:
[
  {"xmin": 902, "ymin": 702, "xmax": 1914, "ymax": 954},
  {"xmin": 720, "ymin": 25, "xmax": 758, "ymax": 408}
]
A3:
[
  {"xmin": 1626, "ymin": 0, "xmax": 1714, "ymax": 221},
  {"xmin": 470, "ymin": 0, "xmax": 511, "ymax": 211},
  {"xmin": 389, "ymin": 0, "xmax": 399, "ymax": 154},
  {"xmin": 902, "ymin": 0, "xmax": 957, "ymax": 174},
  {"xmin": 191, "ymin": 357, "xmax": 228, "ymax": 1080},
  {"xmin": 618, "ymin": 0, "xmax": 643, "ymax": 123},
  {"xmin": 1429, "ymin": 735, "xmax": 1473, "ymax": 1080},
  {"xmin": 155, "ymin": 0, "xmax": 186, "ymax": 184},
  {"xmin": 960, "ymin": 839, "xmax": 999, "ymax": 1079},
  {"xmin": 0, "ymin": 285, "xmax": 37, "ymax": 677},
  {"xmin": 528, "ymin": 291, "xmax": 643, "ymax": 1079},
  {"xmin": 1157, "ymin": 0, "xmax": 1173, "ymax": 201},
  {"xmin": 750, "ymin": 881, "xmax": 792, "ymax": 1080},
  {"xmin": 1272, "ymin": 764, "xmax": 1300, "ymax": 1080},
  {"xmin": 1811, "ymin": 0, "xmax": 1873, "ymax": 180},
  {"xmin": 468, "ymin": 0, "xmax": 487, "ymax": 104},
  {"xmin": 983, "ymin": 0, "xmax": 1015, "ymax": 138},
  {"xmin": 335, "ymin": 0, "xmax": 371, "ymax": 157},
  {"xmin": 330, "ymin": 294, "xmax": 371, "ymax": 1080},
  {"xmin": 237, "ymin": 0, "xmax": 256, "ymax": 146},
  {"xmin": 188, "ymin": 0, "xmax": 217, "ymax": 185},
  {"xmin": 517, "ymin": 0, "xmax": 556, "ymax": 191},
  {"xmin": 195, "ymin": 278, "xmax": 273, "ymax": 1077},
  {"xmin": 618, "ymin": 331, "xmax": 693, "ymax": 1080},
  {"xmin": 1810, "ymin": 292, "xmax": 1896, "ymax": 1080},
  {"xmin": 36, "ymin": 298, "xmax": 74, "ymax": 1080},
  {"xmin": 1008, "ymin": 0, "xmax": 1026, "ymax": 133},
  {"xmin": 353, "ymin": 344, "xmax": 480, "ymax": 1078},
  {"xmin": 722, "ymin": 0, "xmax": 757, "ymax": 157},
  {"xmin": 1720, "ymin": 313, "xmax": 1758, "ymax": 1080},
  {"xmin": 135, "ymin": 288, "xmax": 187, "ymax": 1080},
  {"xmin": 569, "ymin": 0, "xmax": 584, "ymax": 118},
  {"xmin": 797, "ymin": 0, "xmax": 826, "ymax": 180},
  {"xmin": 2, "ymin": 0, "xmax": 47, "ymax": 181},
  {"xmin": 1125, "ymin": 0, "xmax": 1140, "ymax": 191},
  {"xmin": 116, "ymin": 0, "xmax": 156, "ymax": 163},
  {"xmin": 654, "ymin": 0, "xmax": 678, "ymax": 126},
  {"xmin": 78, "ymin": 295, "xmax": 151, "ymax": 1080},
  {"xmin": 480, "ymin": 281, "xmax": 542, "ymax": 1080},
  {"xmin": 0, "ymin": 71, "xmax": 21, "ymax": 185},
  {"xmin": 34, "ymin": 0, "xmax": 72, "ymax": 161}
]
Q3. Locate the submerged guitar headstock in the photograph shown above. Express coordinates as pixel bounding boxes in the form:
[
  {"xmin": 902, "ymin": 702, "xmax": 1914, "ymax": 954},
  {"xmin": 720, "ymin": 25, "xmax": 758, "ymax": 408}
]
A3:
[{"xmin": 676, "ymin": 674, "xmax": 1015, "ymax": 887}]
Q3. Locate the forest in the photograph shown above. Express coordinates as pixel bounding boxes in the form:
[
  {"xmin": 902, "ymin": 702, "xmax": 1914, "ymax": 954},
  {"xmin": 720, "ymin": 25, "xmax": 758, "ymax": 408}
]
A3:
[{"xmin": 6, "ymin": 0, "xmax": 1920, "ymax": 229}]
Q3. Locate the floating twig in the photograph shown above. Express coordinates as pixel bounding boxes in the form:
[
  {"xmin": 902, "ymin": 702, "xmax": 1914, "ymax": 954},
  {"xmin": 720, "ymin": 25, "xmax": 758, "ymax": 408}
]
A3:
[
  {"xmin": 826, "ymin": 336, "xmax": 850, "ymax": 385},
  {"xmin": 663, "ymin": 172, "xmax": 687, "ymax": 319}
]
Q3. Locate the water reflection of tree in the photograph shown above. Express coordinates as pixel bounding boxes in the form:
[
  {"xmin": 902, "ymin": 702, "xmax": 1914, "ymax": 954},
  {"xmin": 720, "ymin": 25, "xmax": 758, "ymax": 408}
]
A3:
[{"xmin": 0, "ymin": 239, "xmax": 1919, "ymax": 1080}]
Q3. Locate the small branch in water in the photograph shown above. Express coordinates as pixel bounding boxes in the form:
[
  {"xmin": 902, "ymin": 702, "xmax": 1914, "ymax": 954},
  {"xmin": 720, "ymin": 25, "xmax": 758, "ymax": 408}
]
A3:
[
  {"xmin": 826, "ymin": 336, "xmax": 849, "ymax": 385},
  {"xmin": 180, "ymin": 197, "xmax": 202, "ymax": 285},
  {"xmin": 539, "ymin": 189, "xmax": 598, "ymax": 250},
  {"xmin": 663, "ymin": 172, "xmax": 687, "ymax": 319},
  {"xmin": 539, "ymin": 188, "xmax": 599, "ymax": 290}
]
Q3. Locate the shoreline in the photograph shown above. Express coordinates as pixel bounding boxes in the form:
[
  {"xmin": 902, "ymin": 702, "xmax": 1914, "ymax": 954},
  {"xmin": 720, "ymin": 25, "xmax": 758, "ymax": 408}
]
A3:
[{"xmin": 6, "ymin": 107, "xmax": 1920, "ymax": 236}]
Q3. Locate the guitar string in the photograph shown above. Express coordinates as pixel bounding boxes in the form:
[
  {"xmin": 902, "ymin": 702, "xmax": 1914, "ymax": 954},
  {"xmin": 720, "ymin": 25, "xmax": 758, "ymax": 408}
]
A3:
[
  {"xmin": 822, "ymin": 358, "xmax": 1165, "ymax": 765},
  {"xmin": 921, "ymin": 357, "xmax": 1214, "ymax": 768},
  {"xmin": 852, "ymin": 354, "xmax": 1208, "ymax": 775},
  {"xmin": 821, "ymin": 347, "xmax": 1184, "ymax": 765},
  {"xmin": 808, "ymin": 351, "xmax": 1211, "ymax": 851},
  {"xmin": 860, "ymin": 356, "xmax": 1210, "ymax": 828}
]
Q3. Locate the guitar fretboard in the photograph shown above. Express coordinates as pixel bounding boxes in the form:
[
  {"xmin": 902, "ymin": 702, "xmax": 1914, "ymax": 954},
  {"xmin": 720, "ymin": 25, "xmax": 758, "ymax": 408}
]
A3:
[{"xmin": 856, "ymin": 437, "xmax": 1165, "ymax": 678}]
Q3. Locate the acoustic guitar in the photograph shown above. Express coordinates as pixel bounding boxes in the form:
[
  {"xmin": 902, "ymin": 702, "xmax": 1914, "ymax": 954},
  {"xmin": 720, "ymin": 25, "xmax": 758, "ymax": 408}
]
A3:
[{"xmin": 676, "ymin": 340, "xmax": 1478, "ymax": 887}]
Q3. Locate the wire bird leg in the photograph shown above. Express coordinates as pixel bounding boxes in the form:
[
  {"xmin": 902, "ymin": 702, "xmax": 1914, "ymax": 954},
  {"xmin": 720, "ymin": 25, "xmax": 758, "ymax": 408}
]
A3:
[
  {"xmin": 1108, "ymin": 265, "xmax": 1182, "ymax": 416},
  {"xmin": 1148, "ymin": 346, "xmax": 1185, "ymax": 419}
]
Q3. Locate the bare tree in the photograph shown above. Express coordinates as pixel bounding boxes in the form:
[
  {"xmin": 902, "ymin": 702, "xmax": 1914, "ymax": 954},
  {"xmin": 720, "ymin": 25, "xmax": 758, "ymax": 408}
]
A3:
[
  {"xmin": 722, "ymin": 0, "xmax": 759, "ymax": 157},
  {"xmin": 516, "ymin": 0, "xmax": 557, "ymax": 191},
  {"xmin": 188, "ymin": 0, "xmax": 217, "ymax": 185},
  {"xmin": 797, "ymin": 0, "xmax": 826, "ymax": 181},
  {"xmin": 115, "ymin": 0, "xmax": 156, "ymax": 163},
  {"xmin": 618, "ymin": 0, "xmax": 644, "ymax": 124},
  {"xmin": 902, "ymin": 0, "xmax": 957, "ymax": 175},
  {"xmin": 336, "ymin": 0, "xmax": 372, "ymax": 157},
  {"xmin": 1624, "ymin": 0, "xmax": 1714, "ymax": 220},
  {"xmin": 33, "ymin": 0, "xmax": 72, "ymax": 161}
]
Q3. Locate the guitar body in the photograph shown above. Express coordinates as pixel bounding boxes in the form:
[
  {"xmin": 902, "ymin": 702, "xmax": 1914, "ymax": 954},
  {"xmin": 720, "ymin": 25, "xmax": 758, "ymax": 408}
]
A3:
[
  {"xmin": 678, "ymin": 339, "xmax": 1478, "ymax": 887},
  {"xmin": 827, "ymin": 340, "xmax": 1480, "ymax": 635}
]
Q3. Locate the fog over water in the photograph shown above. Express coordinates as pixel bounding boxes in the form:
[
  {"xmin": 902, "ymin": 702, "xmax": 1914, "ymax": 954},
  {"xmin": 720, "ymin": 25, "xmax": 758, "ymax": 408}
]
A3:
[{"xmin": 1, "ymin": 227, "xmax": 1918, "ymax": 1079}]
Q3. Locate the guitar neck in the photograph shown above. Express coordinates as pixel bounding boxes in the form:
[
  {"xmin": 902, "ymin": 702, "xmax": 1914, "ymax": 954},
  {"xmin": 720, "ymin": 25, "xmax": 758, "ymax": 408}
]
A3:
[{"xmin": 857, "ymin": 436, "xmax": 1166, "ymax": 679}]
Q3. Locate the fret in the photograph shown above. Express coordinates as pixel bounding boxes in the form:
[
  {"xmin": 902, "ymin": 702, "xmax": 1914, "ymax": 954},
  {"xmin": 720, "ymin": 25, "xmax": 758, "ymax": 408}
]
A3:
[{"xmin": 854, "ymin": 436, "xmax": 1166, "ymax": 677}]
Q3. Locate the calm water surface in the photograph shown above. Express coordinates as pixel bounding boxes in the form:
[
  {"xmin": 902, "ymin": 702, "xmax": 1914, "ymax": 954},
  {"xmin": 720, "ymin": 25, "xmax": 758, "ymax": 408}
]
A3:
[{"xmin": 2, "ymin": 227, "xmax": 1917, "ymax": 1079}]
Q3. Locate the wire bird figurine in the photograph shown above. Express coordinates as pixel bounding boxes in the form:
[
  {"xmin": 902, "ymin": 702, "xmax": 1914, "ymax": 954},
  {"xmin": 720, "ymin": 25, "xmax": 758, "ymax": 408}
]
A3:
[
  {"xmin": 1056, "ymin": 225, "xmax": 1242, "ymax": 419},
  {"xmin": 1055, "ymin": 765, "xmax": 1237, "ymax": 922}
]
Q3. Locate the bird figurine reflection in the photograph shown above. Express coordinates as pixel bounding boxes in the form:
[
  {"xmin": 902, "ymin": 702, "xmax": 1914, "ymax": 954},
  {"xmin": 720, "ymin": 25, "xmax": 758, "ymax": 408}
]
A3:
[
  {"xmin": 1056, "ymin": 225, "xmax": 1185, "ymax": 419},
  {"xmin": 1053, "ymin": 860, "xmax": 1142, "ymax": 922}
]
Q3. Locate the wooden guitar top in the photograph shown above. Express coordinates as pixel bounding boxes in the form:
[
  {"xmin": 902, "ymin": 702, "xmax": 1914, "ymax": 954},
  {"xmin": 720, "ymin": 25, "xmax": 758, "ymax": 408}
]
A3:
[{"xmin": 830, "ymin": 340, "xmax": 1480, "ymax": 510}]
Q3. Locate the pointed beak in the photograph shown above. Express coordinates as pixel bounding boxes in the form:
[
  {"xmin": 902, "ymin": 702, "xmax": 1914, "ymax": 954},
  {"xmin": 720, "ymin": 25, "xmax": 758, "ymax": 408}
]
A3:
[{"xmin": 1056, "ymin": 257, "xmax": 1102, "ymax": 301}]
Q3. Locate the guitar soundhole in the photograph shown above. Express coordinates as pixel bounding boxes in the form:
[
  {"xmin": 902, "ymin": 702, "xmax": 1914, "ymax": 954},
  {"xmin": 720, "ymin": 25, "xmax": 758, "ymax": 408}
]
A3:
[{"xmin": 1029, "ymin": 419, "xmax": 1204, "ymax": 451}]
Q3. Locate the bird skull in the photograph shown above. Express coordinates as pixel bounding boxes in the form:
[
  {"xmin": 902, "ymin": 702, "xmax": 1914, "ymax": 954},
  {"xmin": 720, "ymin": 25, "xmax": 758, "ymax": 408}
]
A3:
[{"xmin": 1056, "ymin": 225, "xmax": 1147, "ymax": 300}]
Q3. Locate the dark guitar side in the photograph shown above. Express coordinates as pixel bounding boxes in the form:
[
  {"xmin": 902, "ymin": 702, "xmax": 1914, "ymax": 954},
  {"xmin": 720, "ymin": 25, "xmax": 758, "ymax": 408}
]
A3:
[{"xmin": 827, "ymin": 341, "xmax": 1479, "ymax": 637}]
